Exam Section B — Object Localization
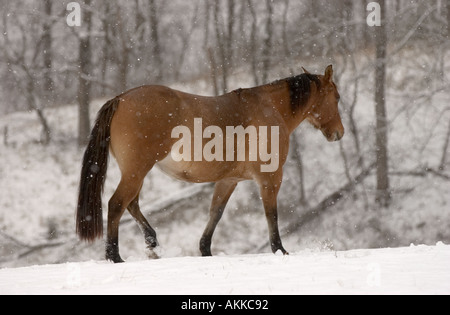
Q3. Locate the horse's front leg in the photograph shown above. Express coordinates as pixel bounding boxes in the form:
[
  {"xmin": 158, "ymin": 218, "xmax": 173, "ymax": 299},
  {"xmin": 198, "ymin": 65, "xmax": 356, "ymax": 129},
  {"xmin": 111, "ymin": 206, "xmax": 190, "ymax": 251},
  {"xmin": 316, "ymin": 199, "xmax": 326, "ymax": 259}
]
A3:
[{"xmin": 257, "ymin": 172, "xmax": 288, "ymax": 255}]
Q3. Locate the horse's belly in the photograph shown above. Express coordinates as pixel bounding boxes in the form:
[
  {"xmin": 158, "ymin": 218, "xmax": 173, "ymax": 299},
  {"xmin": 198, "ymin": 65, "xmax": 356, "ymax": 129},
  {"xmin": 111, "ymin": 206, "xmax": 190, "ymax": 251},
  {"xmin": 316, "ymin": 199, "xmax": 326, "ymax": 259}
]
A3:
[
  {"xmin": 156, "ymin": 156, "xmax": 211, "ymax": 183},
  {"xmin": 156, "ymin": 156, "xmax": 246, "ymax": 183}
]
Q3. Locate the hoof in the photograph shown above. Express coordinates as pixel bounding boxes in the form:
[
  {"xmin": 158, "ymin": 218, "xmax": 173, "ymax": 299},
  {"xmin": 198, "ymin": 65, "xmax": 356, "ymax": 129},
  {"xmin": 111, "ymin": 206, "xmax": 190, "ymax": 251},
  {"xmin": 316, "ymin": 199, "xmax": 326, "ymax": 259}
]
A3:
[
  {"xmin": 106, "ymin": 244, "xmax": 124, "ymax": 263},
  {"xmin": 275, "ymin": 249, "xmax": 289, "ymax": 256},
  {"xmin": 145, "ymin": 235, "xmax": 160, "ymax": 259},
  {"xmin": 146, "ymin": 247, "xmax": 161, "ymax": 260},
  {"xmin": 107, "ymin": 254, "xmax": 125, "ymax": 264},
  {"xmin": 145, "ymin": 236, "xmax": 159, "ymax": 249},
  {"xmin": 200, "ymin": 238, "xmax": 213, "ymax": 257},
  {"xmin": 271, "ymin": 243, "xmax": 288, "ymax": 256}
]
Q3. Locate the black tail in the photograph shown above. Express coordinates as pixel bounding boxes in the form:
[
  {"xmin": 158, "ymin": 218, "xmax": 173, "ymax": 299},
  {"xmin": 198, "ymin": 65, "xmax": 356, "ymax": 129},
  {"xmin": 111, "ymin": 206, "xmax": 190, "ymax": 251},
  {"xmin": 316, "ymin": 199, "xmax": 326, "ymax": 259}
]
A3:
[{"xmin": 76, "ymin": 98, "xmax": 120, "ymax": 242}]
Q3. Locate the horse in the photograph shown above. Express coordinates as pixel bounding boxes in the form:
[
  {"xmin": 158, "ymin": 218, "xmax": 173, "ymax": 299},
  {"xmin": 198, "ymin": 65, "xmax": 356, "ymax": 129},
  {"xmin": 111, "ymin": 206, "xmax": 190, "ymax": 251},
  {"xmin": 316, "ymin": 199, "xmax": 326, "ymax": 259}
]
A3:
[{"xmin": 76, "ymin": 65, "xmax": 344, "ymax": 263}]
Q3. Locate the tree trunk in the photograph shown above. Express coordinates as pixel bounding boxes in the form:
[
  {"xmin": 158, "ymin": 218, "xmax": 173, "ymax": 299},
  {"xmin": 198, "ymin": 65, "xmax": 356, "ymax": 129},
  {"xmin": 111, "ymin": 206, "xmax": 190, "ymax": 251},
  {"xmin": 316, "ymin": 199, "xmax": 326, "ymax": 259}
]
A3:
[
  {"xmin": 78, "ymin": 0, "xmax": 93, "ymax": 147},
  {"xmin": 342, "ymin": 0, "xmax": 353, "ymax": 34},
  {"xmin": 374, "ymin": 0, "xmax": 390, "ymax": 207},
  {"xmin": 25, "ymin": 72, "xmax": 51, "ymax": 145},
  {"xmin": 439, "ymin": 120, "xmax": 450, "ymax": 171},
  {"xmin": 447, "ymin": 0, "xmax": 450, "ymax": 37},
  {"xmin": 207, "ymin": 48, "xmax": 220, "ymax": 96},
  {"xmin": 204, "ymin": 3, "xmax": 220, "ymax": 96},
  {"xmin": 213, "ymin": 2, "xmax": 225, "ymax": 93},
  {"xmin": 42, "ymin": 0, "xmax": 53, "ymax": 103},
  {"xmin": 114, "ymin": 3, "xmax": 130, "ymax": 93},
  {"xmin": 100, "ymin": 1, "xmax": 111, "ymax": 95},
  {"xmin": 247, "ymin": 0, "xmax": 260, "ymax": 86},
  {"xmin": 213, "ymin": 0, "xmax": 235, "ymax": 94},
  {"xmin": 149, "ymin": 0, "xmax": 163, "ymax": 82},
  {"xmin": 261, "ymin": 0, "xmax": 273, "ymax": 84}
]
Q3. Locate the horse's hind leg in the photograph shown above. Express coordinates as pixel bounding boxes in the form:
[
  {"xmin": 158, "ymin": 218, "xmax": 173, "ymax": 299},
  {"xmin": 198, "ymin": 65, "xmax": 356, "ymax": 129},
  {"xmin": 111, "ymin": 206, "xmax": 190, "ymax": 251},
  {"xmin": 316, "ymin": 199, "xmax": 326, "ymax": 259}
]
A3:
[
  {"xmin": 106, "ymin": 178, "xmax": 144, "ymax": 263},
  {"xmin": 200, "ymin": 180, "xmax": 238, "ymax": 256},
  {"xmin": 127, "ymin": 195, "xmax": 159, "ymax": 258}
]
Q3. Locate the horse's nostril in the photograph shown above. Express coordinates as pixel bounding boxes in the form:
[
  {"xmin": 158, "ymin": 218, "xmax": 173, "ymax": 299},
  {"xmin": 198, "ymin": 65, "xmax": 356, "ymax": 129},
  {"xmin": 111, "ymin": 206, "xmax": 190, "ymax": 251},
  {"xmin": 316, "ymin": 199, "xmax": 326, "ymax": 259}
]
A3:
[{"xmin": 328, "ymin": 131, "xmax": 343, "ymax": 142}]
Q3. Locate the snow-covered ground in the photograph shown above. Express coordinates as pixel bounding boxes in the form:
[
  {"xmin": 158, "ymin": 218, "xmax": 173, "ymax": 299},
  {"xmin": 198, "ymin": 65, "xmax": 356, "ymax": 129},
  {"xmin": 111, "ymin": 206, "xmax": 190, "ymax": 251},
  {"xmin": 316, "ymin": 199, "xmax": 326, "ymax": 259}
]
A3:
[{"xmin": 1, "ymin": 244, "xmax": 449, "ymax": 295}]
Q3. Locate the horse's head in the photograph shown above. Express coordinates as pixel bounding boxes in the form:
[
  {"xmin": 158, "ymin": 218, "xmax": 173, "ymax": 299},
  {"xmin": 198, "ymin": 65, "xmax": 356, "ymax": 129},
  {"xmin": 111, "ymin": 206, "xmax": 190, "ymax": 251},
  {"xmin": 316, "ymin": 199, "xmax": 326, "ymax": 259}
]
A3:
[{"xmin": 305, "ymin": 65, "xmax": 344, "ymax": 142}]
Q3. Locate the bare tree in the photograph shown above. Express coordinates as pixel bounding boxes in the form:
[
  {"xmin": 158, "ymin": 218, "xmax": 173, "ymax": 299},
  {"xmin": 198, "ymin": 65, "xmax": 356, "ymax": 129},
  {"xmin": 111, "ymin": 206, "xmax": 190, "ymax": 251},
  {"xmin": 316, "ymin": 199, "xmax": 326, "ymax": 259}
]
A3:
[
  {"xmin": 173, "ymin": 4, "xmax": 200, "ymax": 81},
  {"xmin": 213, "ymin": 0, "xmax": 236, "ymax": 94},
  {"xmin": 1, "ymin": 3, "xmax": 52, "ymax": 144},
  {"xmin": 440, "ymin": 120, "xmax": 450, "ymax": 171},
  {"xmin": 42, "ymin": 0, "xmax": 53, "ymax": 104},
  {"xmin": 78, "ymin": 0, "xmax": 93, "ymax": 147},
  {"xmin": 447, "ymin": 0, "xmax": 450, "ymax": 37},
  {"xmin": 149, "ymin": 0, "xmax": 163, "ymax": 82},
  {"xmin": 247, "ymin": 0, "xmax": 260, "ymax": 86},
  {"xmin": 203, "ymin": 2, "xmax": 220, "ymax": 96},
  {"xmin": 261, "ymin": 0, "xmax": 274, "ymax": 84},
  {"xmin": 99, "ymin": 1, "xmax": 112, "ymax": 96},
  {"xmin": 374, "ymin": 0, "xmax": 391, "ymax": 207}
]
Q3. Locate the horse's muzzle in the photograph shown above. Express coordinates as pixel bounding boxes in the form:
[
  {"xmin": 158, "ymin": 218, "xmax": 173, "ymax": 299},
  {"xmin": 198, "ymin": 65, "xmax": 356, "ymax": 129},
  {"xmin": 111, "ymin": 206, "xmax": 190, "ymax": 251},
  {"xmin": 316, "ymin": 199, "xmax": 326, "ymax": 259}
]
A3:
[
  {"xmin": 334, "ymin": 130, "xmax": 344, "ymax": 141},
  {"xmin": 325, "ymin": 130, "xmax": 344, "ymax": 142}
]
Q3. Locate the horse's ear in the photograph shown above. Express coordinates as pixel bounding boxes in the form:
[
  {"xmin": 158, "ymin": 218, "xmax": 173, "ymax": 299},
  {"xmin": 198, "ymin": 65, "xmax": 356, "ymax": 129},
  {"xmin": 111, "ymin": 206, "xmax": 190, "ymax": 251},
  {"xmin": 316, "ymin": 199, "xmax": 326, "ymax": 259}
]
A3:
[
  {"xmin": 302, "ymin": 67, "xmax": 311, "ymax": 74},
  {"xmin": 324, "ymin": 65, "xmax": 334, "ymax": 83}
]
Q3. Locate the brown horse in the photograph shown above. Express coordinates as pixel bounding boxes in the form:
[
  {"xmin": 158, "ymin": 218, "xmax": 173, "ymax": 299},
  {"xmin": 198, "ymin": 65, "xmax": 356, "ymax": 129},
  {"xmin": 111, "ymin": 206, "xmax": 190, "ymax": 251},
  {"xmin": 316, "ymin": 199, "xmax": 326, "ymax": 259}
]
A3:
[{"xmin": 77, "ymin": 65, "xmax": 344, "ymax": 263}]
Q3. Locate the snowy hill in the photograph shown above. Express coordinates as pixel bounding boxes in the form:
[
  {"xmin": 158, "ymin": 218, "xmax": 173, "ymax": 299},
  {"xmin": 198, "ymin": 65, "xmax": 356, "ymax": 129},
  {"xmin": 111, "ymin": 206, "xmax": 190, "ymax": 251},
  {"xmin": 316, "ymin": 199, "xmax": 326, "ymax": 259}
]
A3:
[{"xmin": 1, "ymin": 245, "xmax": 449, "ymax": 295}]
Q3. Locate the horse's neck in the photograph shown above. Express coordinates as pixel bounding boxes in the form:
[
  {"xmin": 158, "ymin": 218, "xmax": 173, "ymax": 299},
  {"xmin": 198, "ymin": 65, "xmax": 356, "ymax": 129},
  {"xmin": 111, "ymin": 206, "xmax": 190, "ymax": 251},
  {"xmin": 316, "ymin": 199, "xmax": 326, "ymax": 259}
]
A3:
[{"xmin": 254, "ymin": 80, "xmax": 312, "ymax": 134}]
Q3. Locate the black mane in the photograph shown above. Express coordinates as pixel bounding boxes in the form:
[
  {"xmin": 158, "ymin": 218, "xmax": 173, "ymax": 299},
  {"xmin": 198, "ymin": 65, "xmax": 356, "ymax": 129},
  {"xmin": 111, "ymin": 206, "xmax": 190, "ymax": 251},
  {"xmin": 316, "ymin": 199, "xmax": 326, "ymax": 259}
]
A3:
[{"xmin": 285, "ymin": 74, "xmax": 321, "ymax": 113}]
